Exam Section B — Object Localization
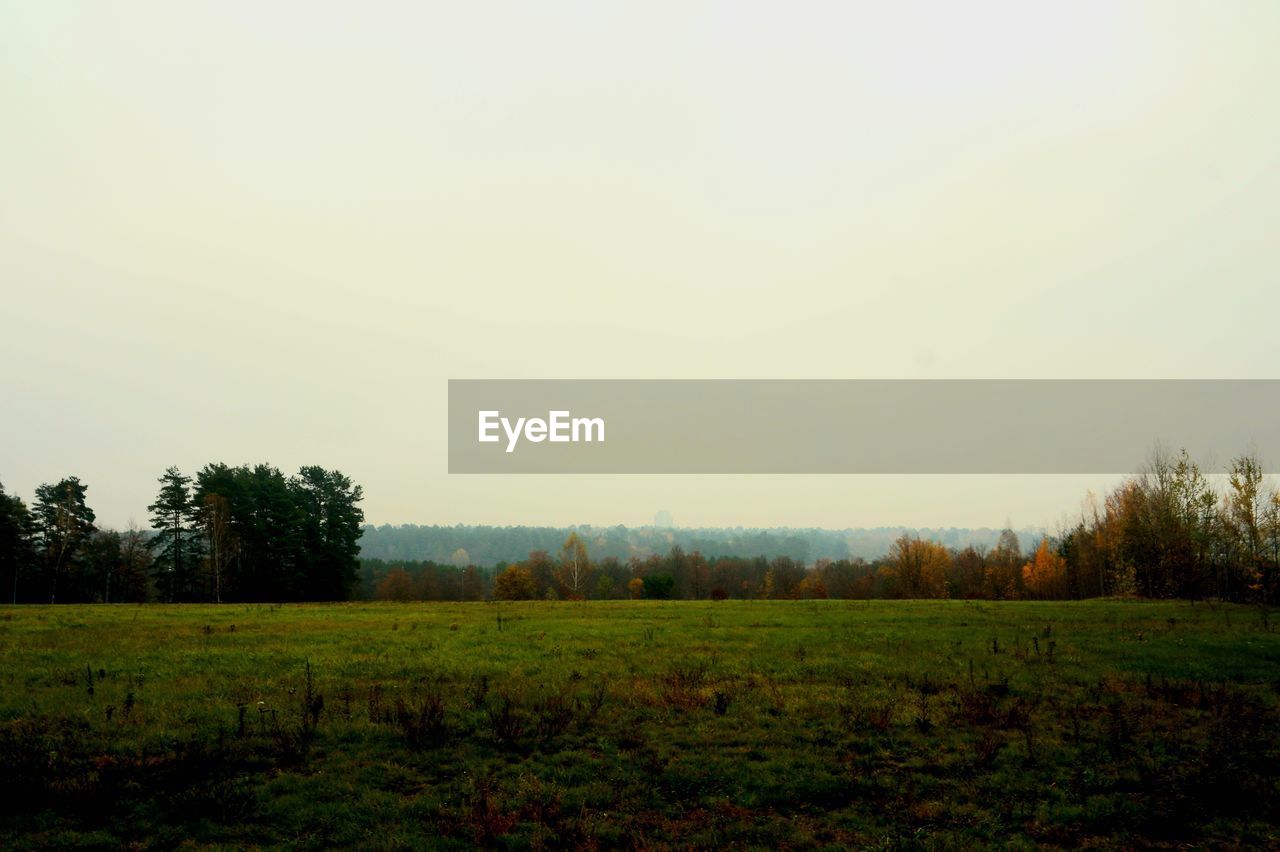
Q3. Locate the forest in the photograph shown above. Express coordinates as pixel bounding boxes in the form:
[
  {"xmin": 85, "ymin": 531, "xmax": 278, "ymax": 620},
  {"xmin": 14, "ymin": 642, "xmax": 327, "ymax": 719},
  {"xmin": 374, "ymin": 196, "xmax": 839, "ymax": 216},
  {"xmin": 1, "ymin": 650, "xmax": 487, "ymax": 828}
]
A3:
[
  {"xmin": 356, "ymin": 522, "xmax": 1044, "ymax": 565},
  {"xmin": 2, "ymin": 446, "xmax": 1277, "ymax": 605},
  {"xmin": 0, "ymin": 464, "xmax": 364, "ymax": 604}
]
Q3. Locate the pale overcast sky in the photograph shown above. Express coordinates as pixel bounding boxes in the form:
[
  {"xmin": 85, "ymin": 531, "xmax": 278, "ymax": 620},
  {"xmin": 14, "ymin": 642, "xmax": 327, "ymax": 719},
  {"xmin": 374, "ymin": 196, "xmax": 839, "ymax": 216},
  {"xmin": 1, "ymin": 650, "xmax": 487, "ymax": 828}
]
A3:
[{"xmin": 2, "ymin": 2, "xmax": 1279, "ymax": 530}]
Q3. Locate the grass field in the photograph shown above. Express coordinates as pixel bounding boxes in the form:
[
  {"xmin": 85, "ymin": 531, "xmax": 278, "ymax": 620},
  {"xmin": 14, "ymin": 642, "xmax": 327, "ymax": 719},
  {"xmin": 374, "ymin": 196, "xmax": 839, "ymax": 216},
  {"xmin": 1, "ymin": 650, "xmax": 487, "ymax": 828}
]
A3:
[{"xmin": 2, "ymin": 600, "xmax": 1279, "ymax": 849}]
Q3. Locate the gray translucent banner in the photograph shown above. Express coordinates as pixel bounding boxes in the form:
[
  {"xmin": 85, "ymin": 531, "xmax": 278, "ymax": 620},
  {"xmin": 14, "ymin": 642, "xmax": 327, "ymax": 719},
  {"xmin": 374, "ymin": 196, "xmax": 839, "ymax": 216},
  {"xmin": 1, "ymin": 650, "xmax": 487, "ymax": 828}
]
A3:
[{"xmin": 448, "ymin": 380, "xmax": 1280, "ymax": 474}]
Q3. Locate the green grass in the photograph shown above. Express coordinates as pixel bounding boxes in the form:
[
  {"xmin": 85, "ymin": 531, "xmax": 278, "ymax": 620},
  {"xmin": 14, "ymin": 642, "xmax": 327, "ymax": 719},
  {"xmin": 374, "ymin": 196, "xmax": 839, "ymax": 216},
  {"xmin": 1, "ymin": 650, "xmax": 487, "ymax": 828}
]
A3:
[{"xmin": 2, "ymin": 600, "xmax": 1279, "ymax": 848}]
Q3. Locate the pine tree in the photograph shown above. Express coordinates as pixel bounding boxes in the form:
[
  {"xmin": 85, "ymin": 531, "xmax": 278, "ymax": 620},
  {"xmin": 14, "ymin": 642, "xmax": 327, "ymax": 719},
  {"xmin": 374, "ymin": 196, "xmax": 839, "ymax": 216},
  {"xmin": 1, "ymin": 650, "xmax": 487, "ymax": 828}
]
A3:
[
  {"xmin": 31, "ymin": 477, "xmax": 96, "ymax": 603},
  {"xmin": 0, "ymin": 482, "xmax": 36, "ymax": 604},
  {"xmin": 292, "ymin": 466, "xmax": 365, "ymax": 600},
  {"xmin": 148, "ymin": 467, "xmax": 199, "ymax": 602}
]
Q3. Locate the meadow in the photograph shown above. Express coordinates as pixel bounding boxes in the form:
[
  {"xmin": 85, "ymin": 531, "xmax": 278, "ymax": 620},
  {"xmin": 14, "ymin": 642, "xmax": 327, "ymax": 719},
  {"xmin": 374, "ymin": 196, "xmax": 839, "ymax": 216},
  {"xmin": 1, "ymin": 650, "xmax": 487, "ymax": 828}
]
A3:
[{"xmin": 1, "ymin": 600, "xmax": 1278, "ymax": 849}]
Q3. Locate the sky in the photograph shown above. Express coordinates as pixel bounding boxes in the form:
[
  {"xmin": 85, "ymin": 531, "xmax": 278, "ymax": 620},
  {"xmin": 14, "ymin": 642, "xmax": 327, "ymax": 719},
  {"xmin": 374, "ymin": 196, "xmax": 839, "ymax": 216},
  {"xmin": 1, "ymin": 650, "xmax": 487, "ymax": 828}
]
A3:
[{"xmin": 2, "ymin": 1, "xmax": 1279, "ymax": 531}]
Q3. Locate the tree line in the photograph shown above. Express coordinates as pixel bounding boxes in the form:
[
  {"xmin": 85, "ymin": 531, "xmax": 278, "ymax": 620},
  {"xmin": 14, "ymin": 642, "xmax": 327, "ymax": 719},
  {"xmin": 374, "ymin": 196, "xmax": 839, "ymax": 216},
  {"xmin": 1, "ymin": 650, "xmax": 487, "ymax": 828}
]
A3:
[
  {"xmin": 360, "ymin": 448, "xmax": 1280, "ymax": 604},
  {"xmin": 4, "ymin": 445, "xmax": 1276, "ymax": 605},
  {"xmin": 360, "ymin": 524, "xmax": 850, "ymax": 565},
  {"xmin": 361, "ymin": 532, "xmax": 1023, "ymax": 602},
  {"xmin": 358, "ymin": 522, "xmax": 1042, "ymax": 565},
  {"xmin": 0, "ymin": 464, "xmax": 364, "ymax": 603}
]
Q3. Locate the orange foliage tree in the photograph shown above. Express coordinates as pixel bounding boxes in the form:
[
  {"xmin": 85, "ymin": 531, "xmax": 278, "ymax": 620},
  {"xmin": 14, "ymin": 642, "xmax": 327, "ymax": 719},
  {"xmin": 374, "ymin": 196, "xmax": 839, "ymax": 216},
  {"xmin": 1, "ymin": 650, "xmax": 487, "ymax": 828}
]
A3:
[{"xmin": 1021, "ymin": 538, "xmax": 1068, "ymax": 599}]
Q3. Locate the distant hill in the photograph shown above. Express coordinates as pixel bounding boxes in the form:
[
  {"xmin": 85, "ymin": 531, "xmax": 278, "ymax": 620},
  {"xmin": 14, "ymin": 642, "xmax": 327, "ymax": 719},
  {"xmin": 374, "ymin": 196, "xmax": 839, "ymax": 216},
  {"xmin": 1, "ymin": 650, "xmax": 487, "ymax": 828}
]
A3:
[{"xmin": 357, "ymin": 524, "xmax": 1046, "ymax": 565}]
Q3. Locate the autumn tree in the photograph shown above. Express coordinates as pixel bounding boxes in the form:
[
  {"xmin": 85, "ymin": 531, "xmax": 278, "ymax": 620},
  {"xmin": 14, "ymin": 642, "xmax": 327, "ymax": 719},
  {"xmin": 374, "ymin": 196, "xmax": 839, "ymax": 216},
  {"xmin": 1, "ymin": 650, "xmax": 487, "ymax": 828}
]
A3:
[
  {"xmin": 462, "ymin": 565, "xmax": 485, "ymax": 601},
  {"xmin": 375, "ymin": 567, "xmax": 417, "ymax": 601},
  {"xmin": 1225, "ymin": 452, "xmax": 1275, "ymax": 599},
  {"xmin": 762, "ymin": 556, "xmax": 805, "ymax": 599},
  {"xmin": 949, "ymin": 546, "xmax": 987, "ymax": 599},
  {"xmin": 686, "ymin": 550, "xmax": 711, "ymax": 599},
  {"xmin": 1050, "ymin": 447, "xmax": 1276, "ymax": 602},
  {"xmin": 524, "ymin": 550, "xmax": 555, "ymax": 598},
  {"xmin": 984, "ymin": 529, "xmax": 1024, "ymax": 599},
  {"xmin": 886, "ymin": 534, "xmax": 950, "ymax": 598},
  {"xmin": 1266, "ymin": 492, "xmax": 1280, "ymax": 601},
  {"xmin": 1054, "ymin": 491, "xmax": 1111, "ymax": 600},
  {"xmin": 815, "ymin": 558, "xmax": 875, "ymax": 599},
  {"xmin": 797, "ymin": 572, "xmax": 829, "ymax": 599},
  {"xmin": 493, "ymin": 564, "xmax": 536, "ymax": 600},
  {"xmin": 1022, "ymin": 538, "xmax": 1068, "ymax": 599},
  {"xmin": 555, "ymin": 532, "xmax": 594, "ymax": 599},
  {"xmin": 1168, "ymin": 449, "xmax": 1219, "ymax": 599}
]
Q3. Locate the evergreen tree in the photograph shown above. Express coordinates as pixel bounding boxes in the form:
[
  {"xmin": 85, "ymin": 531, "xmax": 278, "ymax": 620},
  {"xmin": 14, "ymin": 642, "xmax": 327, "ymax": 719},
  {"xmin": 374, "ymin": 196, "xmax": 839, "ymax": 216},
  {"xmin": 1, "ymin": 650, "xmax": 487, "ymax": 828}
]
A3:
[
  {"xmin": 194, "ymin": 463, "xmax": 245, "ymax": 600},
  {"xmin": 148, "ymin": 467, "xmax": 200, "ymax": 602},
  {"xmin": 193, "ymin": 463, "xmax": 363, "ymax": 602},
  {"xmin": 31, "ymin": 477, "xmax": 96, "ymax": 603},
  {"xmin": 240, "ymin": 464, "xmax": 304, "ymax": 601},
  {"xmin": 292, "ymin": 466, "xmax": 365, "ymax": 600},
  {"xmin": 0, "ymin": 482, "xmax": 36, "ymax": 604}
]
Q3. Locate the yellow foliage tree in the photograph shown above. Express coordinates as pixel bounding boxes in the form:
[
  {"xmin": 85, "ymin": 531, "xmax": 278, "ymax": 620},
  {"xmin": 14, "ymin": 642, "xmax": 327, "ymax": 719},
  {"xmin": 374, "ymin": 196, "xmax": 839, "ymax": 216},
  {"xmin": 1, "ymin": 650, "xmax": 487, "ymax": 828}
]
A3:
[
  {"xmin": 887, "ymin": 535, "xmax": 950, "ymax": 598},
  {"xmin": 493, "ymin": 565, "xmax": 536, "ymax": 601},
  {"xmin": 797, "ymin": 573, "xmax": 828, "ymax": 599},
  {"xmin": 1022, "ymin": 538, "xmax": 1068, "ymax": 599}
]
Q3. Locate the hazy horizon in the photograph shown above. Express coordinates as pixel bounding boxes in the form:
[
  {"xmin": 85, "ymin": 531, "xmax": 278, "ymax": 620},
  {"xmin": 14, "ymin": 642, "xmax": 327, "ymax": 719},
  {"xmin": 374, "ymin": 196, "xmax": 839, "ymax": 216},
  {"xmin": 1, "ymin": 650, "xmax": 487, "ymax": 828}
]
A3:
[{"xmin": 4, "ymin": 2, "xmax": 1279, "ymax": 530}]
